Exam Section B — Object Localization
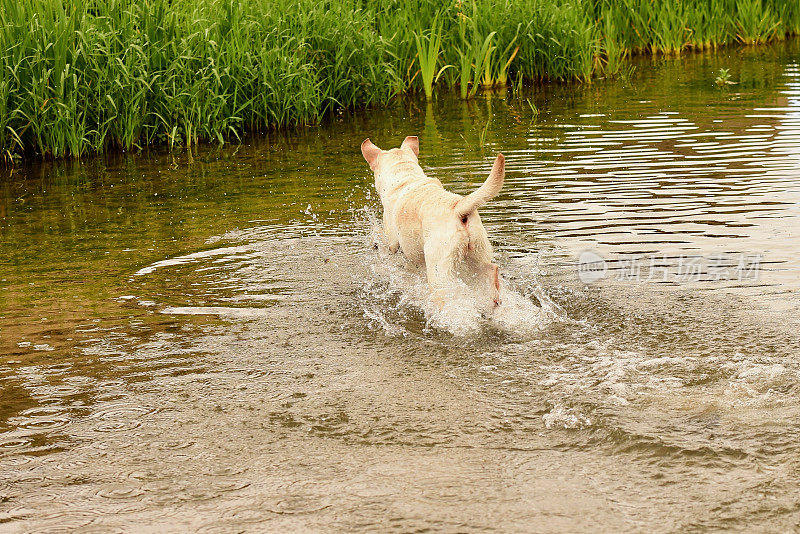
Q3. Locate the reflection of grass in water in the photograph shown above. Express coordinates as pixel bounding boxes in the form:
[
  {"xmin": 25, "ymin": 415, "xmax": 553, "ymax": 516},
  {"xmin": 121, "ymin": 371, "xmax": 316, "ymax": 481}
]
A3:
[
  {"xmin": 1, "ymin": 0, "xmax": 799, "ymax": 161},
  {"xmin": 478, "ymin": 116, "xmax": 491, "ymax": 148}
]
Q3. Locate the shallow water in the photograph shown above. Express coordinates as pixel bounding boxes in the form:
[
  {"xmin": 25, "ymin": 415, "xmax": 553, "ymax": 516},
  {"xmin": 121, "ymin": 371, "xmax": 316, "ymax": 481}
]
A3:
[{"xmin": 2, "ymin": 41, "xmax": 800, "ymax": 532}]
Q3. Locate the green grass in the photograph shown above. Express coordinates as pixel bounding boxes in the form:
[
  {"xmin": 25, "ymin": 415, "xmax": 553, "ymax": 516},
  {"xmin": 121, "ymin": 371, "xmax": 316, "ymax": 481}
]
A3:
[
  {"xmin": 413, "ymin": 13, "xmax": 452, "ymax": 100},
  {"xmin": 1, "ymin": 0, "xmax": 799, "ymax": 161}
]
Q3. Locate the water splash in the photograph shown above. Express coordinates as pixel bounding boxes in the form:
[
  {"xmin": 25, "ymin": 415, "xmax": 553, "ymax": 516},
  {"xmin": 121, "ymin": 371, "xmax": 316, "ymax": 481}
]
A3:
[{"xmin": 353, "ymin": 207, "xmax": 554, "ymax": 338}]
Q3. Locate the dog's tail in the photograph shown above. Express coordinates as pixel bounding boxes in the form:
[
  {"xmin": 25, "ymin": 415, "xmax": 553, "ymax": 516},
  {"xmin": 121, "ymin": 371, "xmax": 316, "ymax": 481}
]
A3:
[{"xmin": 455, "ymin": 153, "xmax": 505, "ymax": 219}]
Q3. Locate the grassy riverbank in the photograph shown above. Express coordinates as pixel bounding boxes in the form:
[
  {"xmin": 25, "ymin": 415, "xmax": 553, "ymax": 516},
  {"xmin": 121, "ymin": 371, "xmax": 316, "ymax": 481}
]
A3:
[{"xmin": 1, "ymin": 0, "xmax": 799, "ymax": 161}]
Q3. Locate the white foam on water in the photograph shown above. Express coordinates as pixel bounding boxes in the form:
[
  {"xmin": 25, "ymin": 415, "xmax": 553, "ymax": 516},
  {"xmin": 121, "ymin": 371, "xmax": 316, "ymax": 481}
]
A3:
[
  {"xmin": 718, "ymin": 358, "xmax": 798, "ymax": 410},
  {"xmin": 160, "ymin": 306, "xmax": 273, "ymax": 319},
  {"xmin": 355, "ymin": 209, "xmax": 551, "ymax": 338},
  {"xmin": 133, "ymin": 245, "xmax": 253, "ymax": 276},
  {"xmin": 542, "ymin": 403, "xmax": 592, "ymax": 429}
]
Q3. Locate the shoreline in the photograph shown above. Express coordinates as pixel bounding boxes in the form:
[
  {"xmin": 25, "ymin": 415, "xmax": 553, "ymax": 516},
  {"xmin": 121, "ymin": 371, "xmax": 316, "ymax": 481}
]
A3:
[{"xmin": 1, "ymin": 0, "xmax": 798, "ymax": 163}]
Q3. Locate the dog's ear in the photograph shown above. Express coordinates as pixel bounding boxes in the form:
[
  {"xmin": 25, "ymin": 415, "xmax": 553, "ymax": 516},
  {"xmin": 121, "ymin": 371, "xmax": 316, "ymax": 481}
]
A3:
[
  {"xmin": 401, "ymin": 136, "xmax": 419, "ymax": 157},
  {"xmin": 361, "ymin": 138, "xmax": 382, "ymax": 169}
]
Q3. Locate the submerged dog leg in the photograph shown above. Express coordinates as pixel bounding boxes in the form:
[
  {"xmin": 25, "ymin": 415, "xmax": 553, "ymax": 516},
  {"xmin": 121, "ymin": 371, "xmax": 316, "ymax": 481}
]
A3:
[
  {"xmin": 383, "ymin": 214, "xmax": 400, "ymax": 253},
  {"xmin": 488, "ymin": 263, "xmax": 501, "ymax": 306},
  {"xmin": 424, "ymin": 240, "xmax": 456, "ymax": 309},
  {"xmin": 386, "ymin": 227, "xmax": 400, "ymax": 253}
]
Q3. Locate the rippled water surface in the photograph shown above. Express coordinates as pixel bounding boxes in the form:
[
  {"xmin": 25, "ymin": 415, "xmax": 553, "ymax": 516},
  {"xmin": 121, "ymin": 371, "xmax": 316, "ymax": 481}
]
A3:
[{"xmin": 2, "ymin": 42, "xmax": 800, "ymax": 532}]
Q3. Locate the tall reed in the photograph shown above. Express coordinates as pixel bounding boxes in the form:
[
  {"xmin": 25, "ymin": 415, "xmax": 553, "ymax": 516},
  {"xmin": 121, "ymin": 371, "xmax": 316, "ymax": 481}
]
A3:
[
  {"xmin": 1, "ymin": 0, "xmax": 799, "ymax": 161},
  {"xmin": 413, "ymin": 14, "xmax": 451, "ymax": 100}
]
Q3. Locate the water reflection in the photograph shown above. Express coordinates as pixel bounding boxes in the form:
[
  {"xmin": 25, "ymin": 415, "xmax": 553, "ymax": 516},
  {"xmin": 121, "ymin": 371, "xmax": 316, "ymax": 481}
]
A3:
[{"xmin": 1, "ymin": 40, "xmax": 799, "ymax": 531}]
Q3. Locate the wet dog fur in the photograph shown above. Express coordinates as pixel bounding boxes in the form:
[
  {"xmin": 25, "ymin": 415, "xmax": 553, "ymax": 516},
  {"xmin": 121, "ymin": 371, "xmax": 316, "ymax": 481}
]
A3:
[{"xmin": 361, "ymin": 136, "xmax": 505, "ymax": 310}]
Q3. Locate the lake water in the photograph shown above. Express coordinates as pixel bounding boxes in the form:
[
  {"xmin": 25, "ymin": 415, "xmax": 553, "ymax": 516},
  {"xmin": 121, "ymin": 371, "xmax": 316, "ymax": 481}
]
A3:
[{"xmin": 1, "ymin": 41, "xmax": 799, "ymax": 532}]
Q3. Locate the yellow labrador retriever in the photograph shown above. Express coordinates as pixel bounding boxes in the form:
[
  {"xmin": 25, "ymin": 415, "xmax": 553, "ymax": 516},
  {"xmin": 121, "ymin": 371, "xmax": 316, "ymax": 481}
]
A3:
[{"xmin": 361, "ymin": 136, "xmax": 505, "ymax": 310}]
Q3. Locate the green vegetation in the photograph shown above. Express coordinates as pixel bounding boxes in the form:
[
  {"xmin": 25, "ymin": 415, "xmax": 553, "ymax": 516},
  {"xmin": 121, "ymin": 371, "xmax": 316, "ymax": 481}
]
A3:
[
  {"xmin": 413, "ymin": 14, "xmax": 451, "ymax": 100},
  {"xmin": 715, "ymin": 67, "xmax": 738, "ymax": 85},
  {"xmin": 1, "ymin": 0, "xmax": 799, "ymax": 161}
]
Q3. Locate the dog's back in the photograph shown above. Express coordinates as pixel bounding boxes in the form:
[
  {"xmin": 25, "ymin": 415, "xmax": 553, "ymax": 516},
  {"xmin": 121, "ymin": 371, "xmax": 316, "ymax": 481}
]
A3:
[{"xmin": 362, "ymin": 136, "xmax": 505, "ymax": 308}]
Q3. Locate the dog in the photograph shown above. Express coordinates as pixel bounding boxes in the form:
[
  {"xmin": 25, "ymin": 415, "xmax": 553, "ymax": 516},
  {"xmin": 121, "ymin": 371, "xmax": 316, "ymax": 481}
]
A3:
[{"xmin": 361, "ymin": 136, "xmax": 505, "ymax": 311}]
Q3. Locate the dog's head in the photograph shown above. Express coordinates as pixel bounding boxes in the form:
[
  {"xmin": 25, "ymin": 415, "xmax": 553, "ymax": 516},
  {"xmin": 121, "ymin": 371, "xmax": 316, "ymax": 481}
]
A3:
[{"xmin": 361, "ymin": 136, "xmax": 418, "ymax": 171}]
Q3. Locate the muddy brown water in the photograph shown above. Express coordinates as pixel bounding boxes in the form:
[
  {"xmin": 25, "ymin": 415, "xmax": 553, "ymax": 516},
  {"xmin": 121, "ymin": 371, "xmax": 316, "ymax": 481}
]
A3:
[{"xmin": 1, "ymin": 41, "xmax": 800, "ymax": 532}]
